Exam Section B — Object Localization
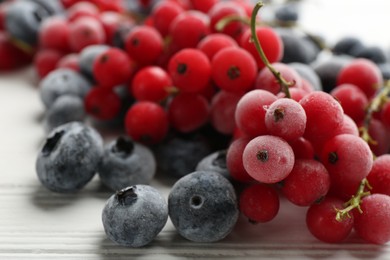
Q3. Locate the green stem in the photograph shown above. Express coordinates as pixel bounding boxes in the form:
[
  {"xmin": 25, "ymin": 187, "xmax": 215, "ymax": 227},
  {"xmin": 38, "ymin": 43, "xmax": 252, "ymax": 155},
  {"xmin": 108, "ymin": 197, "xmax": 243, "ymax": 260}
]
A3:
[
  {"xmin": 359, "ymin": 81, "xmax": 390, "ymax": 145},
  {"xmin": 215, "ymin": 15, "xmax": 251, "ymax": 32},
  {"xmin": 250, "ymin": 1, "xmax": 293, "ymax": 98},
  {"xmin": 335, "ymin": 178, "xmax": 372, "ymax": 221}
]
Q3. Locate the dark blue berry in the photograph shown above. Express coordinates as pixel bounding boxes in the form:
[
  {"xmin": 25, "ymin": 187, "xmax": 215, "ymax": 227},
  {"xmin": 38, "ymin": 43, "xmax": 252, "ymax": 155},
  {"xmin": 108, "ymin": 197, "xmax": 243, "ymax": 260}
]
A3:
[
  {"xmin": 102, "ymin": 185, "xmax": 168, "ymax": 247},
  {"xmin": 45, "ymin": 95, "xmax": 86, "ymax": 132},
  {"xmin": 275, "ymin": 3, "xmax": 299, "ymax": 23},
  {"xmin": 332, "ymin": 36, "xmax": 365, "ymax": 56},
  {"xmin": 5, "ymin": 0, "xmax": 52, "ymax": 45},
  {"xmin": 354, "ymin": 46, "xmax": 387, "ymax": 64},
  {"xmin": 39, "ymin": 68, "xmax": 92, "ymax": 109},
  {"xmin": 154, "ymin": 132, "xmax": 214, "ymax": 179},
  {"xmin": 168, "ymin": 171, "xmax": 239, "ymax": 242},
  {"xmin": 98, "ymin": 136, "xmax": 156, "ymax": 191},
  {"xmin": 36, "ymin": 122, "xmax": 103, "ymax": 193},
  {"xmin": 196, "ymin": 150, "xmax": 230, "ymax": 179}
]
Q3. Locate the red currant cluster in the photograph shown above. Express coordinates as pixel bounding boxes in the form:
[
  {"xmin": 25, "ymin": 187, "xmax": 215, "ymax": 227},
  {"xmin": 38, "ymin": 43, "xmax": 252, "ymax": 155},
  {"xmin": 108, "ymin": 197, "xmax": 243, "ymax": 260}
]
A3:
[{"xmin": 1, "ymin": 0, "xmax": 390, "ymax": 247}]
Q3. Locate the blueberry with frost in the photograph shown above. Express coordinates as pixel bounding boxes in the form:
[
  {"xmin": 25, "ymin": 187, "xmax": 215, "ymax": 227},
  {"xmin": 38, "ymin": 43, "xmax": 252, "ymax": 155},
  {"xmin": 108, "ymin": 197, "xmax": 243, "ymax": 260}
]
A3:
[
  {"xmin": 102, "ymin": 185, "xmax": 168, "ymax": 247},
  {"xmin": 39, "ymin": 68, "xmax": 92, "ymax": 109},
  {"xmin": 36, "ymin": 122, "xmax": 103, "ymax": 193},
  {"xmin": 168, "ymin": 171, "xmax": 239, "ymax": 242},
  {"xmin": 98, "ymin": 136, "xmax": 156, "ymax": 191}
]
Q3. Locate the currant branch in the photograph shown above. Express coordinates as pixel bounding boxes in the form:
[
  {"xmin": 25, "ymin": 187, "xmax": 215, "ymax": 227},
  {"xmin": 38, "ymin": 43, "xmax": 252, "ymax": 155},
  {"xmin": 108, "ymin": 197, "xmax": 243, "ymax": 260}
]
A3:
[{"xmin": 250, "ymin": 1, "xmax": 293, "ymax": 98}]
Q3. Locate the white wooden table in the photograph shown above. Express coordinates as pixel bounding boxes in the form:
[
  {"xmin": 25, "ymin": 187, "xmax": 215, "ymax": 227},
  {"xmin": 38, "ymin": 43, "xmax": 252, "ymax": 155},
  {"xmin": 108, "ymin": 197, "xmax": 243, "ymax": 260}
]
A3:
[{"xmin": 0, "ymin": 0, "xmax": 389, "ymax": 259}]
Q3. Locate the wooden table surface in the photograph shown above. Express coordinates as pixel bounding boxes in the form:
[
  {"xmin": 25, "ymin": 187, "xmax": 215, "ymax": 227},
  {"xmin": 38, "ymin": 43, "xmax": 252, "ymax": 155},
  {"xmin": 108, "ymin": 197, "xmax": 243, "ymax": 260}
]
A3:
[{"xmin": 0, "ymin": 1, "xmax": 389, "ymax": 259}]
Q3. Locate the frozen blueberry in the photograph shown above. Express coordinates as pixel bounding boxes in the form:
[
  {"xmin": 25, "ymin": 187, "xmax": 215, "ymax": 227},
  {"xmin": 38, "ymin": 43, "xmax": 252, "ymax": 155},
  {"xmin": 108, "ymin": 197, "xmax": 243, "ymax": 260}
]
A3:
[
  {"xmin": 289, "ymin": 62, "xmax": 322, "ymax": 91},
  {"xmin": 168, "ymin": 171, "xmax": 239, "ymax": 242},
  {"xmin": 36, "ymin": 122, "xmax": 104, "ymax": 193},
  {"xmin": 195, "ymin": 150, "xmax": 230, "ymax": 179},
  {"xmin": 153, "ymin": 132, "xmax": 214, "ymax": 179},
  {"xmin": 78, "ymin": 44, "xmax": 109, "ymax": 80},
  {"xmin": 5, "ymin": 0, "xmax": 52, "ymax": 45},
  {"xmin": 39, "ymin": 68, "xmax": 92, "ymax": 109},
  {"xmin": 30, "ymin": 0, "xmax": 63, "ymax": 15},
  {"xmin": 45, "ymin": 95, "xmax": 86, "ymax": 132},
  {"xmin": 102, "ymin": 185, "xmax": 168, "ymax": 247},
  {"xmin": 98, "ymin": 136, "xmax": 156, "ymax": 191}
]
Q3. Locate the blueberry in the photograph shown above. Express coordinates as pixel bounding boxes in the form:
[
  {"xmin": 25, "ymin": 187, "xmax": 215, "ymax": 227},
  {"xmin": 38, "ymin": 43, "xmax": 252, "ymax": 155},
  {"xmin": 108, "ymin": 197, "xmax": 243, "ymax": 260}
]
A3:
[
  {"xmin": 354, "ymin": 46, "xmax": 387, "ymax": 64},
  {"xmin": 30, "ymin": 0, "xmax": 63, "ymax": 15},
  {"xmin": 168, "ymin": 171, "xmax": 239, "ymax": 242},
  {"xmin": 277, "ymin": 28, "xmax": 320, "ymax": 64},
  {"xmin": 379, "ymin": 63, "xmax": 390, "ymax": 80},
  {"xmin": 39, "ymin": 68, "xmax": 92, "ymax": 109},
  {"xmin": 332, "ymin": 36, "xmax": 365, "ymax": 56},
  {"xmin": 289, "ymin": 62, "xmax": 322, "ymax": 91},
  {"xmin": 313, "ymin": 55, "xmax": 352, "ymax": 93},
  {"xmin": 78, "ymin": 44, "xmax": 109, "ymax": 81},
  {"xmin": 196, "ymin": 150, "xmax": 230, "ymax": 179},
  {"xmin": 98, "ymin": 136, "xmax": 156, "ymax": 191},
  {"xmin": 274, "ymin": 3, "xmax": 299, "ymax": 23},
  {"xmin": 5, "ymin": 0, "xmax": 52, "ymax": 45},
  {"xmin": 45, "ymin": 95, "xmax": 86, "ymax": 132},
  {"xmin": 102, "ymin": 185, "xmax": 168, "ymax": 247},
  {"xmin": 36, "ymin": 122, "xmax": 104, "ymax": 193},
  {"xmin": 153, "ymin": 131, "xmax": 214, "ymax": 179}
]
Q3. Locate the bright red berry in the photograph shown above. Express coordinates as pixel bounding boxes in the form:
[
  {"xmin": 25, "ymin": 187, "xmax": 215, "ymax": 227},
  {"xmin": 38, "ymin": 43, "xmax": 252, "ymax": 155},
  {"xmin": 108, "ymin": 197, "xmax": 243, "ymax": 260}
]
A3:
[{"xmin": 84, "ymin": 86, "xmax": 122, "ymax": 120}]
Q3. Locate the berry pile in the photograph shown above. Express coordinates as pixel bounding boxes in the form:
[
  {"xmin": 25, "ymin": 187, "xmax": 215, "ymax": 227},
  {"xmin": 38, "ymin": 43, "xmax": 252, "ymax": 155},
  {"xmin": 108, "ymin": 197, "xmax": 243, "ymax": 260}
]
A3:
[{"xmin": 1, "ymin": 0, "xmax": 390, "ymax": 249}]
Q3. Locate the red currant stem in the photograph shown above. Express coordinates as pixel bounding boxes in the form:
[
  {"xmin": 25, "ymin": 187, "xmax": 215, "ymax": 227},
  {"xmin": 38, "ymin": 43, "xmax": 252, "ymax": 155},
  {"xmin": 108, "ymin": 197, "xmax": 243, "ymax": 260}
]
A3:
[
  {"xmin": 9, "ymin": 37, "xmax": 35, "ymax": 55},
  {"xmin": 359, "ymin": 80, "xmax": 390, "ymax": 145},
  {"xmin": 215, "ymin": 15, "xmax": 251, "ymax": 32},
  {"xmin": 335, "ymin": 178, "xmax": 372, "ymax": 222},
  {"xmin": 250, "ymin": 1, "xmax": 293, "ymax": 98}
]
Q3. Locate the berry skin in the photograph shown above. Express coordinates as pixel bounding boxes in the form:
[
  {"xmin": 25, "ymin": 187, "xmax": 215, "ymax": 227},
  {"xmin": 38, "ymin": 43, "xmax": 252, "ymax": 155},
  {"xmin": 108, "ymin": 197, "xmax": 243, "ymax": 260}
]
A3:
[
  {"xmin": 211, "ymin": 47, "xmax": 257, "ymax": 93},
  {"xmin": 239, "ymin": 183, "xmax": 280, "ymax": 223},
  {"xmin": 68, "ymin": 16, "xmax": 106, "ymax": 53},
  {"xmin": 102, "ymin": 185, "xmax": 168, "ymax": 247},
  {"xmin": 39, "ymin": 68, "xmax": 92, "ymax": 109},
  {"xmin": 124, "ymin": 101, "xmax": 169, "ymax": 145},
  {"xmin": 169, "ymin": 10, "xmax": 210, "ymax": 49},
  {"xmin": 78, "ymin": 44, "xmax": 109, "ymax": 80},
  {"xmin": 336, "ymin": 58, "xmax": 383, "ymax": 98},
  {"xmin": 124, "ymin": 25, "xmax": 164, "ymax": 66},
  {"xmin": 150, "ymin": 0, "xmax": 184, "ymax": 37},
  {"xmin": 56, "ymin": 53, "xmax": 80, "ymax": 72},
  {"xmin": 243, "ymin": 135, "xmax": 295, "ymax": 184},
  {"xmin": 154, "ymin": 131, "xmax": 213, "ymax": 179},
  {"xmin": 0, "ymin": 32, "xmax": 32, "ymax": 71},
  {"xmin": 281, "ymin": 159, "xmax": 330, "ymax": 207},
  {"xmin": 36, "ymin": 122, "xmax": 103, "ymax": 193},
  {"xmin": 196, "ymin": 32, "xmax": 238, "ymax": 60},
  {"xmin": 299, "ymin": 91, "xmax": 344, "ymax": 141},
  {"xmin": 84, "ymin": 86, "xmax": 122, "ymax": 121},
  {"xmin": 98, "ymin": 137, "xmax": 156, "ymax": 191},
  {"xmin": 306, "ymin": 196, "xmax": 354, "ymax": 243},
  {"xmin": 235, "ymin": 89, "xmax": 277, "ymax": 137},
  {"xmin": 168, "ymin": 48, "xmax": 211, "ymax": 93},
  {"xmin": 239, "ymin": 26, "xmax": 284, "ymax": 69},
  {"xmin": 190, "ymin": 0, "xmax": 218, "ymax": 13},
  {"xmin": 255, "ymin": 62, "xmax": 303, "ymax": 95},
  {"xmin": 38, "ymin": 16, "xmax": 70, "ymax": 52},
  {"xmin": 226, "ymin": 137, "xmax": 254, "ymax": 182},
  {"xmin": 210, "ymin": 90, "xmax": 242, "ymax": 135},
  {"xmin": 330, "ymin": 83, "xmax": 368, "ymax": 123},
  {"xmin": 33, "ymin": 49, "xmax": 64, "ymax": 79},
  {"xmin": 196, "ymin": 150, "xmax": 229, "ymax": 179},
  {"xmin": 45, "ymin": 95, "xmax": 86, "ymax": 132},
  {"xmin": 353, "ymin": 194, "xmax": 390, "ymax": 244},
  {"xmin": 321, "ymin": 134, "xmax": 374, "ymax": 200},
  {"xmin": 366, "ymin": 154, "xmax": 390, "ymax": 196},
  {"xmin": 168, "ymin": 93, "xmax": 210, "ymax": 133},
  {"xmin": 168, "ymin": 171, "xmax": 239, "ymax": 242},
  {"xmin": 131, "ymin": 66, "xmax": 172, "ymax": 103},
  {"xmin": 93, "ymin": 47, "xmax": 135, "ymax": 88},
  {"xmin": 264, "ymin": 98, "xmax": 307, "ymax": 141}
]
